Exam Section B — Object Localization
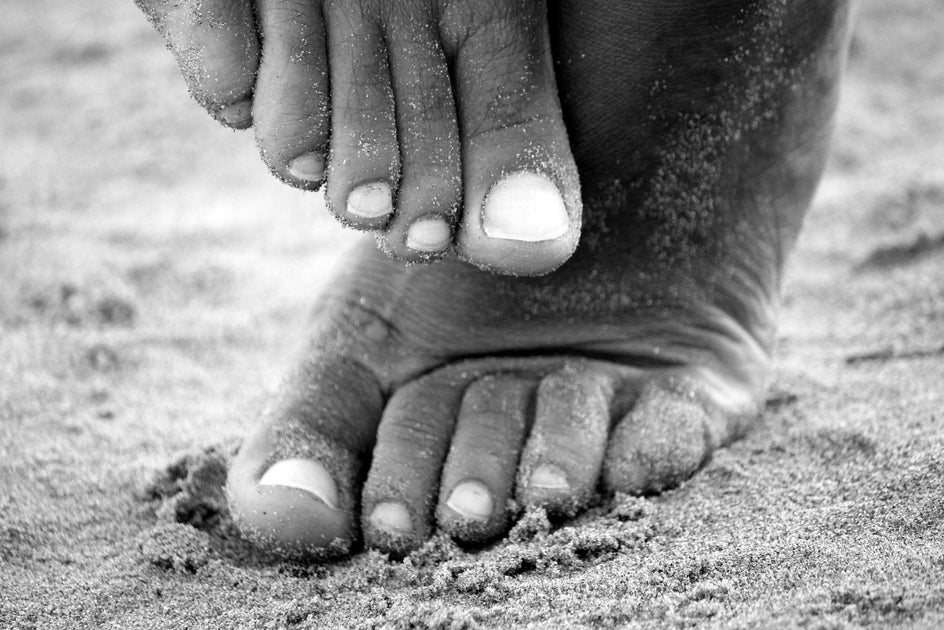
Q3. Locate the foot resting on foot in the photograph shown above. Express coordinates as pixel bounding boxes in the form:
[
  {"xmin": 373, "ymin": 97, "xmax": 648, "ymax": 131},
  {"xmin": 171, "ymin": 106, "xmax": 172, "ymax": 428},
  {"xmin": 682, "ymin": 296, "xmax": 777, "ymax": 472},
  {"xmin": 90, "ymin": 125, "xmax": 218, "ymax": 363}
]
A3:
[{"xmin": 222, "ymin": 0, "xmax": 855, "ymax": 558}]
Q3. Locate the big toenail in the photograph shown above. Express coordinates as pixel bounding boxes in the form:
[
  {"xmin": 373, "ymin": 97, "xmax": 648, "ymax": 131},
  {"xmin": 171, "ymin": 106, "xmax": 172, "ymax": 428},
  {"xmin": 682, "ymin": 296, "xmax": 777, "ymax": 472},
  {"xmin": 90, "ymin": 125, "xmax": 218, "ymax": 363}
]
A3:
[
  {"xmin": 287, "ymin": 152, "xmax": 325, "ymax": 183},
  {"xmin": 258, "ymin": 458, "xmax": 339, "ymax": 510},
  {"xmin": 347, "ymin": 182, "xmax": 394, "ymax": 219},
  {"xmin": 406, "ymin": 217, "xmax": 451, "ymax": 252},
  {"xmin": 219, "ymin": 99, "xmax": 252, "ymax": 128},
  {"xmin": 446, "ymin": 480, "xmax": 493, "ymax": 522},
  {"xmin": 529, "ymin": 464, "xmax": 569, "ymax": 490},
  {"xmin": 482, "ymin": 172, "xmax": 569, "ymax": 242},
  {"xmin": 369, "ymin": 502, "xmax": 412, "ymax": 534}
]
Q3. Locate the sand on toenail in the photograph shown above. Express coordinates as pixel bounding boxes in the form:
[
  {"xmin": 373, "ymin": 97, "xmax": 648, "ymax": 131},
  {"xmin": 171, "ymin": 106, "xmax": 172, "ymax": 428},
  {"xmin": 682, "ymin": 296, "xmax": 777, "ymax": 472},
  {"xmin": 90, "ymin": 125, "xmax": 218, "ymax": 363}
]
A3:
[
  {"xmin": 287, "ymin": 152, "xmax": 325, "ymax": 183},
  {"xmin": 369, "ymin": 502, "xmax": 412, "ymax": 534},
  {"xmin": 219, "ymin": 99, "xmax": 252, "ymax": 128},
  {"xmin": 406, "ymin": 217, "xmax": 451, "ymax": 252},
  {"xmin": 482, "ymin": 172, "xmax": 569, "ymax": 242},
  {"xmin": 258, "ymin": 458, "xmax": 339, "ymax": 510},
  {"xmin": 347, "ymin": 182, "xmax": 394, "ymax": 219},
  {"xmin": 445, "ymin": 480, "xmax": 493, "ymax": 522},
  {"xmin": 529, "ymin": 464, "xmax": 569, "ymax": 490}
]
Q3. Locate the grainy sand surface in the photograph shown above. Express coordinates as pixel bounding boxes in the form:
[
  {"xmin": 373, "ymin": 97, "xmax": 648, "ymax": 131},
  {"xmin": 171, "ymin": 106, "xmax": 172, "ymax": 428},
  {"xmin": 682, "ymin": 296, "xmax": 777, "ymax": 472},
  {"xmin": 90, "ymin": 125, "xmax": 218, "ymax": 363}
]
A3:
[{"xmin": 2, "ymin": 1, "xmax": 944, "ymax": 628}]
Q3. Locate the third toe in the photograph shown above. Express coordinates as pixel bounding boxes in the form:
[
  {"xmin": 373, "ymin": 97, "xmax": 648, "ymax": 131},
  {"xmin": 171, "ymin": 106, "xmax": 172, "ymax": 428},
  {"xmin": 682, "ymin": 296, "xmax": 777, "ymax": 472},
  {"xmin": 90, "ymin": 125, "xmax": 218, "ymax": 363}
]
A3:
[{"xmin": 436, "ymin": 375, "xmax": 534, "ymax": 543}]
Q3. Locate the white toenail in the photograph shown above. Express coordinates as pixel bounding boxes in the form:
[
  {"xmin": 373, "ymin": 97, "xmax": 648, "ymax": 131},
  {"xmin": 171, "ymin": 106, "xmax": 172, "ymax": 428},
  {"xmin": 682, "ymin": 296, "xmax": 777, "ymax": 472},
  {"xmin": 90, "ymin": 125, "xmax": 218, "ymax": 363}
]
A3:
[
  {"xmin": 347, "ymin": 182, "xmax": 394, "ymax": 219},
  {"xmin": 369, "ymin": 502, "xmax": 412, "ymax": 534},
  {"xmin": 406, "ymin": 217, "xmax": 451, "ymax": 252},
  {"xmin": 258, "ymin": 458, "xmax": 339, "ymax": 510},
  {"xmin": 446, "ymin": 480, "xmax": 493, "ymax": 522},
  {"xmin": 529, "ymin": 464, "xmax": 569, "ymax": 490},
  {"xmin": 287, "ymin": 152, "xmax": 325, "ymax": 182},
  {"xmin": 482, "ymin": 172, "xmax": 569, "ymax": 242},
  {"xmin": 219, "ymin": 99, "xmax": 252, "ymax": 127}
]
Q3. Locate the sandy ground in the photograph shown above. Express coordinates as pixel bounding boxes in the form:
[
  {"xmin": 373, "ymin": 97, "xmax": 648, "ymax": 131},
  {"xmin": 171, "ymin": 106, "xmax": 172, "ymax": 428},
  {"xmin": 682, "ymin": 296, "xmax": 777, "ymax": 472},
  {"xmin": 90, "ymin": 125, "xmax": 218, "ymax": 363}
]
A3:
[{"xmin": 2, "ymin": 1, "xmax": 944, "ymax": 628}]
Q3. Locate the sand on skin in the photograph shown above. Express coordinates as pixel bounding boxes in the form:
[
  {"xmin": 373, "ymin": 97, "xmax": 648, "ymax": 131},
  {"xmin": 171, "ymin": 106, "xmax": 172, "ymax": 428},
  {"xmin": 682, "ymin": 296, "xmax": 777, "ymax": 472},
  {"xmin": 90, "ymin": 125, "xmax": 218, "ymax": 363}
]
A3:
[{"xmin": 1, "ymin": 1, "xmax": 944, "ymax": 628}]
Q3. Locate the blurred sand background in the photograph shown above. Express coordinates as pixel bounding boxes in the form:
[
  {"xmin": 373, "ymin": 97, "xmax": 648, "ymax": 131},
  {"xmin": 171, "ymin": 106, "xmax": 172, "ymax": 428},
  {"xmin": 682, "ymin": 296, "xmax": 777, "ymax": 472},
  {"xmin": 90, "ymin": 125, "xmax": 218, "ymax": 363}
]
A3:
[{"xmin": 1, "ymin": 1, "xmax": 943, "ymax": 628}]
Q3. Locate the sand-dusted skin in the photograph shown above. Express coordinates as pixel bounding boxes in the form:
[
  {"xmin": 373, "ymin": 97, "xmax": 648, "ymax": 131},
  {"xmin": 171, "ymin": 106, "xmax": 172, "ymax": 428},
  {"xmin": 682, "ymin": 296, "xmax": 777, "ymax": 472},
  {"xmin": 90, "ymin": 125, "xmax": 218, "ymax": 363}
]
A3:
[
  {"xmin": 134, "ymin": 0, "xmax": 583, "ymax": 275},
  {"xmin": 136, "ymin": 0, "xmax": 856, "ymax": 559}
]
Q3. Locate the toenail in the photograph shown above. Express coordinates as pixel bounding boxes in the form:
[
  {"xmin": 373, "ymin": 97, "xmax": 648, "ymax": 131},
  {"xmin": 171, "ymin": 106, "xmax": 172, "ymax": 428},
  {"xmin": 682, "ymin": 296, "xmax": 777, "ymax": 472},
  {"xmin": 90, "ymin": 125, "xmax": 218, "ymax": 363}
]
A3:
[
  {"xmin": 406, "ymin": 217, "xmax": 451, "ymax": 252},
  {"xmin": 287, "ymin": 152, "xmax": 325, "ymax": 183},
  {"xmin": 219, "ymin": 99, "xmax": 253, "ymax": 128},
  {"xmin": 369, "ymin": 502, "xmax": 412, "ymax": 534},
  {"xmin": 258, "ymin": 458, "xmax": 339, "ymax": 510},
  {"xmin": 482, "ymin": 172, "xmax": 569, "ymax": 242},
  {"xmin": 446, "ymin": 480, "xmax": 493, "ymax": 522},
  {"xmin": 529, "ymin": 464, "xmax": 569, "ymax": 490},
  {"xmin": 347, "ymin": 182, "xmax": 394, "ymax": 219}
]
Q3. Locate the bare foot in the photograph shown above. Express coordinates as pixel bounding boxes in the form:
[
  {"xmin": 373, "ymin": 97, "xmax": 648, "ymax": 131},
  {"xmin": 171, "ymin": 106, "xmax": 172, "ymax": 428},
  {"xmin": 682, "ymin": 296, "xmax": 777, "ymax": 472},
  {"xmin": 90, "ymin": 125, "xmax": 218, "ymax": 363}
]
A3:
[
  {"xmin": 225, "ymin": 0, "xmax": 855, "ymax": 558},
  {"xmin": 134, "ymin": 0, "xmax": 581, "ymax": 275}
]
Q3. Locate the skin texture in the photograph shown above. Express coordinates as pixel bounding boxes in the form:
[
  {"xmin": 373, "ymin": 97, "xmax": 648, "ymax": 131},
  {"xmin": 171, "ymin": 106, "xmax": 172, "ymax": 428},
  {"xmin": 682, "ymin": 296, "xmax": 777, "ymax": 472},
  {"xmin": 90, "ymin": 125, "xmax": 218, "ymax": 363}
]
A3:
[
  {"xmin": 134, "ymin": 0, "xmax": 583, "ymax": 275},
  {"xmin": 138, "ymin": 0, "xmax": 855, "ymax": 559}
]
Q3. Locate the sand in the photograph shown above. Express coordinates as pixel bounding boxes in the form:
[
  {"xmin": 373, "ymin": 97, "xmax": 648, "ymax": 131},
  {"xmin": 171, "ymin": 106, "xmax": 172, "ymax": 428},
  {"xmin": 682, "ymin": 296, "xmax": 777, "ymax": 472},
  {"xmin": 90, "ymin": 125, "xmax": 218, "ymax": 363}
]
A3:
[{"xmin": 2, "ymin": 1, "xmax": 944, "ymax": 628}]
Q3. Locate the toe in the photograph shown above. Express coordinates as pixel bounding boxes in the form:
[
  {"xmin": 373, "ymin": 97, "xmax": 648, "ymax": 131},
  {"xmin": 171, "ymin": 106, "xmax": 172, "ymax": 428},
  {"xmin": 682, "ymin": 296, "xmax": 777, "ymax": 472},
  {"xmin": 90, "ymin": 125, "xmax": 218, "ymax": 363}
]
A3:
[
  {"xmin": 441, "ymin": 2, "xmax": 582, "ymax": 275},
  {"xmin": 136, "ymin": 0, "xmax": 259, "ymax": 128},
  {"xmin": 603, "ymin": 374, "xmax": 758, "ymax": 495},
  {"xmin": 252, "ymin": 0, "xmax": 330, "ymax": 189},
  {"xmin": 323, "ymin": 3, "xmax": 400, "ymax": 230},
  {"xmin": 516, "ymin": 362, "xmax": 620, "ymax": 515},
  {"xmin": 436, "ymin": 375, "xmax": 534, "ymax": 543},
  {"xmin": 226, "ymin": 342, "xmax": 385, "ymax": 560},
  {"xmin": 359, "ymin": 368, "xmax": 474, "ymax": 556},
  {"xmin": 373, "ymin": 13, "xmax": 462, "ymax": 261}
]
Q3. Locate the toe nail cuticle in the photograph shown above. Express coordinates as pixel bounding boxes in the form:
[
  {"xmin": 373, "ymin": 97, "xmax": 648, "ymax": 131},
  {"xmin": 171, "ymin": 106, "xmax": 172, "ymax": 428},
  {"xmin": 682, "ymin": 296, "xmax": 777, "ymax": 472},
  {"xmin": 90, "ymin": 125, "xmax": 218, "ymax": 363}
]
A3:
[
  {"xmin": 348, "ymin": 182, "xmax": 394, "ymax": 219},
  {"xmin": 219, "ymin": 99, "xmax": 252, "ymax": 128},
  {"xmin": 369, "ymin": 502, "xmax": 412, "ymax": 535},
  {"xmin": 446, "ymin": 480, "xmax": 493, "ymax": 522},
  {"xmin": 288, "ymin": 152, "xmax": 325, "ymax": 182},
  {"xmin": 482, "ymin": 172, "xmax": 569, "ymax": 242},
  {"xmin": 530, "ymin": 464, "xmax": 569, "ymax": 490},
  {"xmin": 406, "ymin": 217, "xmax": 451, "ymax": 252},
  {"xmin": 258, "ymin": 458, "xmax": 339, "ymax": 510}
]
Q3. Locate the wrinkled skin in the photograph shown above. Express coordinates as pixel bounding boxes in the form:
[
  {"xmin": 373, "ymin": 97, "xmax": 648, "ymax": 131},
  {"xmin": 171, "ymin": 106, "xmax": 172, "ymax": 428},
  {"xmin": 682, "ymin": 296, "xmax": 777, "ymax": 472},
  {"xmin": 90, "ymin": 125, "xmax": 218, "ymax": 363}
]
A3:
[{"xmin": 136, "ymin": 0, "xmax": 855, "ymax": 558}]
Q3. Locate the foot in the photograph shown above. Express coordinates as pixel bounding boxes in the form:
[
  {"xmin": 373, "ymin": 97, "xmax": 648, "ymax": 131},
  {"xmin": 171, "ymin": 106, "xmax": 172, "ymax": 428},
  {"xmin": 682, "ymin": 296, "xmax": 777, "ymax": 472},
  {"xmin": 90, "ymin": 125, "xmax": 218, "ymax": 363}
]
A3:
[
  {"xmin": 135, "ymin": 0, "xmax": 581, "ymax": 275},
  {"xmin": 226, "ymin": 0, "xmax": 855, "ymax": 559},
  {"xmin": 226, "ymin": 244, "xmax": 766, "ymax": 558}
]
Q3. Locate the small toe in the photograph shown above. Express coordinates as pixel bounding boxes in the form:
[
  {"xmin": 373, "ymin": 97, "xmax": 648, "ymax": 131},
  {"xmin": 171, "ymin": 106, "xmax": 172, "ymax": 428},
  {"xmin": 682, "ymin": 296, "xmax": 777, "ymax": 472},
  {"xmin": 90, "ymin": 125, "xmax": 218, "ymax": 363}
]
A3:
[
  {"xmin": 603, "ymin": 379, "xmax": 722, "ymax": 495},
  {"xmin": 252, "ymin": 0, "xmax": 330, "ymax": 189},
  {"xmin": 136, "ymin": 0, "xmax": 259, "ymax": 128},
  {"xmin": 436, "ymin": 375, "xmax": 534, "ymax": 543},
  {"xmin": 516, "ymin": 362, "xmax": 619, "ymax": 515}
]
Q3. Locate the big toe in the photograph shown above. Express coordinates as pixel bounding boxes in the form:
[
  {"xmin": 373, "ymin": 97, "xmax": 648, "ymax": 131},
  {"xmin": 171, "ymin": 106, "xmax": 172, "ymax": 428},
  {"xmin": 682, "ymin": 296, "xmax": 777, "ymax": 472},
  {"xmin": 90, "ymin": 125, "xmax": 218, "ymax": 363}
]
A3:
[
  {"xmin": 228, "ymin": 446, "xmax": 353, "ymax": 557},
  {"xmin": 441, "ymin": 3, "xmax": 582, "ymax": 276},
  {"xmin": 226, "ymin": 348, "xmax": 386, "ymax": 560},
  {"xmin": 136, "ymin": 0, "xmax": 259, "ymax": 128}
]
